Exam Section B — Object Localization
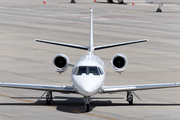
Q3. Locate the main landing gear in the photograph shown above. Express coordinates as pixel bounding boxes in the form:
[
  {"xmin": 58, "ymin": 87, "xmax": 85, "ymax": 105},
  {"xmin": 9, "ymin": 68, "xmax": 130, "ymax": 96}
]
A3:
[
  {"xmin": 46, "ymin": 91, "xmax": 53, "ymax": 105},
  {"xmin": 118, "ymin": 0, "xmax": 124, "ymax": 4},
  {"xmin": 70, "ymin": 0, "xmax": 76, "ymax": 3},
  {"xmin": 107, "ymin": 0, "xmax": 114, "ymax": 3},
  {"xmin": 156, "ymin": 3, "xmax": 163, "ymax": 12},
  {"xmin": 107, "ymin": 0, "xmax": 124, "ymax": 3},
  {"xmin": 126, "ymin": 91, "xmax": 133, "ymax": 105},
  {"xmin": 84, "ymin": 96, "xmax": 91, "ymax": 112}
]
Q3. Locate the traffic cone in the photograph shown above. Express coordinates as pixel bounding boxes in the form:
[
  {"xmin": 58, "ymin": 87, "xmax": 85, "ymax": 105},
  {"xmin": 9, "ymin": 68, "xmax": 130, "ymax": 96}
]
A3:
[
  {"xmin": 43, "ymin": 0, "xmax": 46, "ymax": 4},
  {"xmin": 132, "ymin": 0, "xmax": 135, "ymax": 5},
  {"xmin": 94, "ymin": 0, "xmax": 97, "ymax": 2}
]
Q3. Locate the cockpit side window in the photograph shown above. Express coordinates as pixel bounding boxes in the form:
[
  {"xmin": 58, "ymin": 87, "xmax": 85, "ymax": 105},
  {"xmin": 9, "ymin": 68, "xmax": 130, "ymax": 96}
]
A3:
[
  {"xmin": 98, "ymin": 67, "xmax": 104, "ymax": 75},
  {"xmin": 73, "ymin": 67, "xmax": 78, "ymax": 75}
]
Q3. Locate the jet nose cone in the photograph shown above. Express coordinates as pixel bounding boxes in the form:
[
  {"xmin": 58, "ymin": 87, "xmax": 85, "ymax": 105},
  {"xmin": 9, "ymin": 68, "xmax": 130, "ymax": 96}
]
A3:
[
  {"xmin": 81, "ymin": 85, "xmax": 95, "ymax": 95},
  {"xmin": 72, "ymin": 75, "xmax": 104, "ymax": 96}
]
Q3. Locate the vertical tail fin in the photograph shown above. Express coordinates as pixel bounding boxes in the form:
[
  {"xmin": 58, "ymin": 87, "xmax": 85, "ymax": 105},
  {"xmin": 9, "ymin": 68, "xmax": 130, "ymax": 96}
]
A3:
[{"xmin": 89, "ymin": 8, "xmax": 94, "ymax": 54}]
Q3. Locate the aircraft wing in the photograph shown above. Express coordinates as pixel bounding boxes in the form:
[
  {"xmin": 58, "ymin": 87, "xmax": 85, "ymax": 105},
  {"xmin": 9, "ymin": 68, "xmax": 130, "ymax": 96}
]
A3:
[
  {"xmin": 102, "ymin": 83, "xmax": 180, "ymax": 93},
  {"xmin": 0, "ymin": 83, "xmax": 75, "ymax": 93}
]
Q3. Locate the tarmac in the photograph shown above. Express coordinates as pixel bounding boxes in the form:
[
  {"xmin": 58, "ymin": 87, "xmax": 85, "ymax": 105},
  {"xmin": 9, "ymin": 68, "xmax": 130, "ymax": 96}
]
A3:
[{"xmin": 0, "ymin": 0, "xmax": 180, "ymax": 120}]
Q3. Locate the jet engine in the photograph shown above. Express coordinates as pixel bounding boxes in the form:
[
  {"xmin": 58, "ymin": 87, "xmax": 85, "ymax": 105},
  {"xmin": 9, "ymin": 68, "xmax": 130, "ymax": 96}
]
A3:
[
  {"xmin": 111, "ymin": 54, "xmax": 128, "ymax": 73},
  {"xmin": 53, "ymin": 54, "xmax": 69, "ymax": 73}
]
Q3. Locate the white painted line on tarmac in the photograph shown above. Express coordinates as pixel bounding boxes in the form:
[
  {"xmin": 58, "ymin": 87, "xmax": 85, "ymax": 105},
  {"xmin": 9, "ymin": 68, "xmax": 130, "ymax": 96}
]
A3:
[{"xmin": 0, "ymin": 13, "xmax": 180, "ymax": 36}]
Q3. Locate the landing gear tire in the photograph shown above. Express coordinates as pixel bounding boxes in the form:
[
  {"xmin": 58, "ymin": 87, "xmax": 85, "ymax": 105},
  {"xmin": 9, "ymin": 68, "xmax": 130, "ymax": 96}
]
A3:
[
  {"xmin": 83, "ymin": 96, "xmax": 91, "ymax": 112},
  {"xmin": 70, "ymin": 0, "xmax": 76, "ymax": 3},
  {"xmin": 46, "ymin": 91, "xmax": 52, "ymax": 105},
  {"xmin": 156, "ymin": 3, "xmax": 163, "ymax": 12},
  {"xmin": 156, "ymin": 8, "xmax": 162, "ymax": 12},
  {"xmin": 126, "ymin": 91, "xmax": 133, "ymax": 105},
  {"xmin": 118, "ymin": 0, "xmax": 124, "ymax": 4},
  {"xmin": 85, "ymin": 103, "xmax": 90, "ymax": 112},
  {"xmin": 129, "ymin": 95, "xmax": 133, "ymax": 105},
  {"xmin": 107, "ymin": 0, "xmax": 114, "ymax": 3}
]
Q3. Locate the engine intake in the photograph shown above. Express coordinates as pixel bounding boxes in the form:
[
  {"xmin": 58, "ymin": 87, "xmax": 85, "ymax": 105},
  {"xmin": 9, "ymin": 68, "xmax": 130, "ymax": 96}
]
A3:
[
  {"xmin": 111, "ymin": 54, "xmax": 128, "ymax": 73},
  {"xmin": 53, "ymin": 54, "xmax": 69, "ymax": 73}
]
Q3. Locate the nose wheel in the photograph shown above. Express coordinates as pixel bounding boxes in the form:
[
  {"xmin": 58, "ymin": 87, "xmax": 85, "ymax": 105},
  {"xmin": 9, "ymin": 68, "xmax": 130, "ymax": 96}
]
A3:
[
  {"xmin": 46, "ymin": 91, "xmax": 53, "ymax": 105},
  {"xmin": 85, "ymin": 103, "xmax": 90, "ymax": 112},
  {"xmin": 83, "ymin": 96, "xmax": 91, "ymax": 112}
]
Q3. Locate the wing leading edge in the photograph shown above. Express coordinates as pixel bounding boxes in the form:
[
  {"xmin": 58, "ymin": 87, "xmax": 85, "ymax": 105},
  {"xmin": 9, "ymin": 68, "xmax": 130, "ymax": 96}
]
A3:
[
  {"xmin": 102, "ymin": 83, "xmax": 180, "ymax": 93},
  {"xmin": 0, "ymin": 83, "xmax": 75, "ymax": 93},
  {"xmin": 1, "ymin": 82, "xmax": 180, "ymax": 94}
]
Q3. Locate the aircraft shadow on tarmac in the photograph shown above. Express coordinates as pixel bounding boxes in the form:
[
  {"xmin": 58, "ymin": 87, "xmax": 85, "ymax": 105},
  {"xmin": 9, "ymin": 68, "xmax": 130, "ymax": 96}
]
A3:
[{"xmin": 1, "ymin": 96, "xmax": 180, "ymax": 113}]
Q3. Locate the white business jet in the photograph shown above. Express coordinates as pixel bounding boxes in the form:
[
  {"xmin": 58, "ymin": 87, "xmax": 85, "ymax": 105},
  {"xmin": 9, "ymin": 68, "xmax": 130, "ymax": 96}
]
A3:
[
  {"xmin": 146, "ymin": 0, "xmax": 180, "ymax": 12},
  {"xmin": 1, "ymin": 9, "xmax": 180, "ymax": 112}
]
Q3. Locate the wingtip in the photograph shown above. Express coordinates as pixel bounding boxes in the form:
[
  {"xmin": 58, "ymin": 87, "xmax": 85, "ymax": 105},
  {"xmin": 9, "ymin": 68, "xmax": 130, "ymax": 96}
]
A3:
[
  {"xmin": 90, "ymin": 8, "xmax": 93, "ymax": 12},
  {"xmin": 34, "ymin": 39, "xmax": 41, "ymax": 42},
  {"xmin": 143, "ymin": 39, "xmax": 148, "ymax": 42}
]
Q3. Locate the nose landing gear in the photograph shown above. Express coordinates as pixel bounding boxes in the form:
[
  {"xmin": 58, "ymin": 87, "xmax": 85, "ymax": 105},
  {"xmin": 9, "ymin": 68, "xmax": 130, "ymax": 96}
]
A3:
[
  {"xmin": 84, "ymin": 96, "xmax": 91, "ymax": 112},
  {"xmin": 85, "ymin": 103, "xmax": 90, "ymax": 112}
]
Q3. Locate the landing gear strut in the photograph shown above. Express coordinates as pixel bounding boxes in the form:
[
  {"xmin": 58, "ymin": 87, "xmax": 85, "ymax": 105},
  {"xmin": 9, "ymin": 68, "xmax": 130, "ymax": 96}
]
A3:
[
  {"xmin": 84, "ymin": 96, "xmax": 91, "ymax": 112},
  {"xmin": 126, "ymin": 91, "xmax": 133, "ymax": 105},
  {"xmin": 156, "ymin": 3, "xmax": 163, "ymax": 12},
  {"xmin": 46, "ymin": 91, "xmax": 53, "ymax": 105}
]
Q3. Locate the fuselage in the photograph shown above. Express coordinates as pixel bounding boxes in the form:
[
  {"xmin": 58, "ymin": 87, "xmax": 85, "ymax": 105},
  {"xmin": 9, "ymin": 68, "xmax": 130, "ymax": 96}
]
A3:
[
  {"xmin": 71, "ymin": 53, "xmax": 105, "ymax": 96},
  {"xmin": 146, "ymin": 0, "xmax": 180, "ymax": 4}
]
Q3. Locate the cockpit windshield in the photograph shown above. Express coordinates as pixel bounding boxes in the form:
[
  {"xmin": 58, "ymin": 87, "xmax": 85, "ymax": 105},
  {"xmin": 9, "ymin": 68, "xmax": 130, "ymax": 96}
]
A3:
[
  {"xmin": 74, "ymin": 66, "xmax": 103, "ymax": 76},
  {"xmin": 89, "ymin": 66, "xmax": 99, "ymax": 75},
  {"xmin": 76, "ymin": 66, "xmax": 86, "ymax": 75}
]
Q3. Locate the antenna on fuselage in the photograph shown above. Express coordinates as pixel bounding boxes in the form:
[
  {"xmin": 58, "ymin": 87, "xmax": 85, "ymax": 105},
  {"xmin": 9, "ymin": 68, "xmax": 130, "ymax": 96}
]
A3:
[{"xmin": 89, "ymin": 8, "xmax": 94, "ymax": 54}]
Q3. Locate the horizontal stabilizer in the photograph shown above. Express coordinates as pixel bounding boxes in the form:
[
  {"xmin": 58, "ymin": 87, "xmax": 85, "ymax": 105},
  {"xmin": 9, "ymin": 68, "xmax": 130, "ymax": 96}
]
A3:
[
  {"xmin": 94, "ymin": 39, "xmax": 148, "ymax": 50},
  {"xmin": 35, "ymin": 39, "xmax": 148, "ymax": 51},
  {"xmin": 35, "ymin": 39, "xmax": 88, "ymax": 50}
]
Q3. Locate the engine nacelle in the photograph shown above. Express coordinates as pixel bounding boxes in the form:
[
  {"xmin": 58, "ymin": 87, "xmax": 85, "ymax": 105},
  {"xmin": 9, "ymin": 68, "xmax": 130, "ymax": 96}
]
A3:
[
  {"xmin": 53, "ymin": 54, "xmax": 69, "ymax": 73},
  {"xmin": 111, "ymin": 54, "xmax": 128, "ymax": 73}
]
